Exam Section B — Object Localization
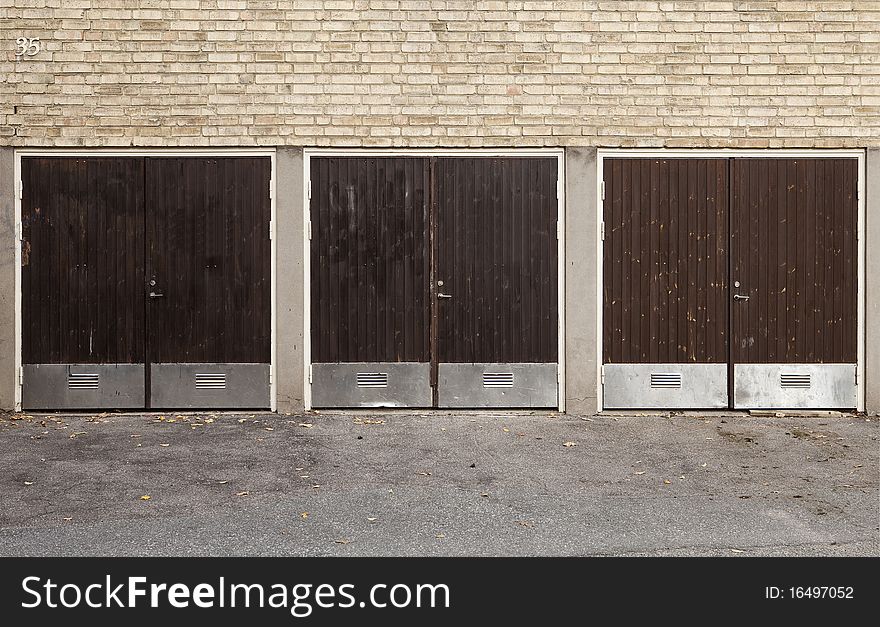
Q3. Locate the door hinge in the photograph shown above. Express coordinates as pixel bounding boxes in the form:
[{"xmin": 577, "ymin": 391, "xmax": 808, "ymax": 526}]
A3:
[
  {"xmin": 17, "ymin": 178, "xmax": 23, "ymax": 200},
  {"xmin": 308, "ymin": 179, "xmax": 312, "ymax": 200},
  {"xmin": 268, "ymin": 219, "xmax": 273, "ymax": 240},
  {"xmin": 556, "ymin": 220, "xmax": 561, "ymax": 240},
  {"xmin": 269, "ymin": 178, "xmax": 274, "ymax": 200},
  {"xmin": 19, "ymin": 366, "xmax": 24, "ymax": 386},
  {"xmin": 600, "ymin": 180, "xmax": 605, "ymax": 201},
  {"xmin": 15, "ymin": 222, "xmax": 22, "ymax": 242},
  {"xmin": 269, "ymin": 367, "xmax": 273, "ymax": 385},
  {"xmin": 308, "ymin": 365, "xmax": 313, "ymax": 384},
  {"xmin": 307, "ymin": 220, "xmax": 312, "ymax": 240},
  {"xmin": 600, "ymin": 365, "xmax": 605, "ymax": 385},
  {"xmin": 600, "ymin": 221, "xmax": 605, "ymax": 241}
]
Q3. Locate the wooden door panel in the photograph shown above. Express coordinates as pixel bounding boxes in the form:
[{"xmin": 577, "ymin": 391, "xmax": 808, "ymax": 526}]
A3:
[
  {"xmin": 309, "ymin": 157, "xmax": 431, "ymax": 364},
  {"xmin": 602, "ymin": 158, "xmax": 729, "ymax": 364},
  {"xmin": 21, "ymin": 157, "xmax": 146, "ymax": 365},
  {"xmin": 145, "ymin": 157, "xmax": 271, "ymax": 365},
  {"xmin": 730, "ymin": 158, "xmax": 858, "ymax": 364},
  {"xmin": 434, "ymin": 157, "xmax": 558, "ymax": 364}
]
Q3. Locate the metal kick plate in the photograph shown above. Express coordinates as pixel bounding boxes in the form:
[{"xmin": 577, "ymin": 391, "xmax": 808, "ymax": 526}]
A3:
[
  {"xmin": 311, "ymin": 363, "xmax": 431, "ymax": 408},
  {"xmin": 22, "ymin": 364, "xmax": 146, "ymax": 410},
  {"xmin": 150, "ymin": 363, "xmax": 270, "ymax": 409},
  {"xmin": 733, "ymin": 363, "xmax": 857, "ymax": 409},
  {"xmin": 437, "ymin": 363, "xmax": 557, "ymax": 408},
  {"xmin": 602, "ymin": 363, "xmax": 728, "ymax": 409}
]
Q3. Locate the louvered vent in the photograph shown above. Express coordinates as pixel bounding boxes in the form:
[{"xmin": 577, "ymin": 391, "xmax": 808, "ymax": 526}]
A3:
[
  {"xmin": 483, "ymin": 372, "xmax": 514, "ymax": 388},
  {"xmin": 357, "ymin": 372, "xmax": 388, "ymax": 388},
  {"xmin": 195, "ymin": 373, "xmax": 227, "ymax": 390},
  {"xmin": 650, "ymin": 372, "xmax": 682, "ymax": 388},
  {"xmin": 780, "ymin": 373, "xmax": 811, "ymax": 388},
  {"xmin": 68, "ymin": 373, "xmax": 99, "ymax": 390}
]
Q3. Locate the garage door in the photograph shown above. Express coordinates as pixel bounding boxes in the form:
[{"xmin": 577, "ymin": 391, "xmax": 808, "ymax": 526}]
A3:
[
  {"xmin": 602, "ymin": 156, "xmax": 858, "ymax": 410},
  {"xmin": 309, "ymin": 156, "xmax": 559, "ymax": 408},
  {"xmin": 20, "ymin": 156, "xmax": 272, "ymax": 410}
]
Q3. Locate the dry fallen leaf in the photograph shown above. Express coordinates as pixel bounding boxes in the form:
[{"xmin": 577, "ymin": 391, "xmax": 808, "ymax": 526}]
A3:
[
  {"xmin": 62, "ymin": 517, "xmax": 72, "ymax": 522},
  {"xmin": 417, "ymin": 471, "xmax": 432, "ymax": 476},
  {"xmin": 236, "ymin": 491, "xmax": 249, "ymax": 497},
  {"xmin": 23, "ymin": 481, "xmax": 33, "ymax": 486},
  {"xmin": 297, "ymin": 423, "xmax": 313, "ymax": 428},
  {"xmin": 634, "ymin": 471, "xmax": 646, "ymax": 475},
  {"xmin": 663, "ymin": 480, "xmax": 672, "ymax": 485},
  {"xmin": 238, "ymin": 418, "xmax": 247, "ymax": 424},
  {"xmin": 730, "ymin": 548, "xmax": 745, "ymax": 554},
  {"xmin": 204, "ymin": 418, "xmax": 214, "ymax": 424},
  {"xmin": 159, "ymin": 443, "xmax": 170, "ymax": 447},
  {"xmin": 264, "ymin": 427, "xmax": 274, "ymax": 431},
  {"xmin": 563, "ymin": 441, "xmax": 577, "ymax": 447},
  {"xmin": 140, "ymin": 495, "xmax": 151, "ymax": 501},
  {"xmin": 502, "ymin": 427, "xmax": 510, "ymax": 432},
  {"xmin": 335, "ymin": 539, "xmax": 351, "ymax": 545},
  {"xmin": 217, "ymin": 480, "xmax": 229, "ymax": 484},
  {"xmin": 367, "ymin": 517, "xmax": 377, "ymax": 522},
  {"xmin": 301, "ymin": 512, "xmax": 309, "ymax": 519},
  {"xmin": 435, "ymin": 533, "xmax": 446, "ymax": 539}
]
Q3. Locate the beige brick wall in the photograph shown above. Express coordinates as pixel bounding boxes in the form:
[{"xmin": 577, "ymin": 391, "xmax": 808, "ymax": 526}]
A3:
[{"xmin": 1, "ymin": 1, "xmax": 878, "ymax": 147}]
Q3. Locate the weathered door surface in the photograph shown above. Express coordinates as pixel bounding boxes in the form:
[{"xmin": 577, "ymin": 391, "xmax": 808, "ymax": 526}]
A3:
[
  {"xmin": 21, "ymin": 158, "xmax": 147, "ymax": 409},
  {"xmin": 730, "ymin": 158, "xmax": 858, "ymax": 408},
  {"xmin": 145, "ymin": 157, "xmax": 272, "ymax": 408},
  {"xmin": 602, "ymin": 158, "xmax": 730, "ymax": 409},
  {"xmin": 309, "ymin": 157, "xmax": 432, "ymax": 407},
  {"xmin": 309, "ymin": 156, "xmax": 560, "ymax": 408},
  {"xmin": 434, "ymin": 157, "xmax": 558, "ymax": 407},
  {"xmin": 21, "ymin": 156, "xmax": 272, "ymax": 410},
  {"xmin": 602, "ymin": 156, "xmax": 859, "ymax": 410}
]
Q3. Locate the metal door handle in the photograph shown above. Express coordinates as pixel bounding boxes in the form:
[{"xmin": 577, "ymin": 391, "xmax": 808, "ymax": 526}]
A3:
[
  {"xmin": 437, "ymin": 293, "xmax": 452, "ymax": 299},
  {"xmin": 733, "ymin": 294, "xmax": 749, "ymax": 301},
  {"xmin": 149, "ymin": 291, "xmax": 164, "ymax": 298}
]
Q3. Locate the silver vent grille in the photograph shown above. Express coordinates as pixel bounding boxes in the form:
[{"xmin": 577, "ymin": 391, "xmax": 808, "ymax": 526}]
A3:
[
  {"xmin": 780, "ymin": 373, "xmax": 811, "ymax": 388},
  {"xmin": 68, "ymin": 373, "xmax": 99, "ymax": 390},
  {"xmin": 483, "ymin": 372, "xmax": 514, "ymax": 388},
  {"xmin": 650, "ymin": 372, "xmax": 682, "ymax": 388},
  {"xmin": 195, "ymin": 373, "xmax": 227, "ymax": 390},
  {"xmin": 357, "ymin": 372, "xmax": 388, "ymax": 388}
]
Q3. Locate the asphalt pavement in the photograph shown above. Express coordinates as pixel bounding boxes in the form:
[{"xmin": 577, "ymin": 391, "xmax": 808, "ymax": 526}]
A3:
[{"xmin": 0, "ymin": 410, "xmax": 876, "ymax": 556}]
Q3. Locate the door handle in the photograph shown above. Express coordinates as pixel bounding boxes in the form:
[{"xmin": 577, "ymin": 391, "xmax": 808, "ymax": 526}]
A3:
[
  {"xmin": 149, "ymin": 291, "xmax": 164, "ymax": 298},
  {"xmin": 733, "ymin": 294, "xmax": 749, "ymax": 301},
  {"xmin": 437, "ymin": 293, "xmax": 452, "ymax": 299}
]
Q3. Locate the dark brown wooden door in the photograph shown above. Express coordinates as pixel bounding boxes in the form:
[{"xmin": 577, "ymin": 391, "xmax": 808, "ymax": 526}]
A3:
[
  {"xmin": 434, "ymin": 157, "xmax": 558, "ymax": 364},
  {"xmin": 730, "ymin": 158, "xmax": 858, "ymax": 364},
  {"xmin": 309, "ymin": 156, "xmax": 559, "ymax": 408},
  {"xmin": 145, "ymin": 158, "xmax": 271, "ymax": 364},
  {"xmin": 602, "ymin": 156, "xmax": 859, "ymax": 410},
  {"xmin": 21, "ymin": 156, "xmax": 272, "ymax": 410},
  {"xmin": 21, "ymin": 157, "xmax": 146, "ymax": 366},
  {"xmin": 603, "ymin": 158, "xmax": 730, "ymax": 365},
  {"xmin": 309, "ymin": 157, "xmax": 431, "ymax": 364}
]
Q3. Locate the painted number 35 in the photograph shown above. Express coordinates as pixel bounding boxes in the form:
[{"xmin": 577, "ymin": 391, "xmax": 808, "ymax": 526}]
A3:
[{"xmin": 15, "ymin": 37, "xmax": 41, "ymax": 57}]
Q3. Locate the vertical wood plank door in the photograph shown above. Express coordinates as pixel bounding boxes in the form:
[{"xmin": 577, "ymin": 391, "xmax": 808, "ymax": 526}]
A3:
[
  {"xmin": 730, "ymin": 158, "xmax": 859, "ymax": 409},
  {"xmin": 601, "ymin": 158, "xmax": 730, "ymax": 409},
  {"xmin": 20, "ymin": 157, "xmax": 147, "ymax": 409},
  {"xmin": 309, "ymin": 157, "xmax": 432, "ymax": 407},
  {"xmin": 434, "ymin": 157, "xmax": 559, "ymax": 408},
  {"xmin": 145, "ymin": 157, "xmax": 272, "ymax": 409}
]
